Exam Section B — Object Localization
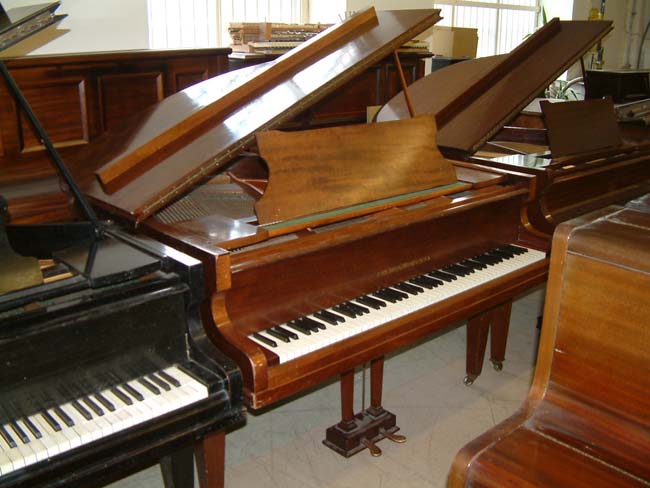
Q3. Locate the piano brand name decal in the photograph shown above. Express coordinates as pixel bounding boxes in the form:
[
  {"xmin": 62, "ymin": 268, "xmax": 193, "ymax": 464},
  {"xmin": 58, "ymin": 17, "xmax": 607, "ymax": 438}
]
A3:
[{"xmin": 377, "ymin": 256, "xmax": 431, "ymax": 278}]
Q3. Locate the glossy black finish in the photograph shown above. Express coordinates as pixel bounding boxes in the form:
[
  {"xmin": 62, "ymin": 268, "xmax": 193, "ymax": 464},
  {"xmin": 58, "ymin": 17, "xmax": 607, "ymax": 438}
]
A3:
[{"xmin": 0, "ymin": 223, "xmax": 244, "ymax": 488}]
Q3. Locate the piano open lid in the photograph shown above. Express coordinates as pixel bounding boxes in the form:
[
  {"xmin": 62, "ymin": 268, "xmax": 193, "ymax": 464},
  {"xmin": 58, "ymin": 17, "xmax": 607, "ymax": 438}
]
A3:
[
  {"xmin": 375, "ymin": 19, "xmax": 613, "ymax": 156},
  {"xmin": 70, "ymin": 9, "xmax": 442, "ymax": 225}
]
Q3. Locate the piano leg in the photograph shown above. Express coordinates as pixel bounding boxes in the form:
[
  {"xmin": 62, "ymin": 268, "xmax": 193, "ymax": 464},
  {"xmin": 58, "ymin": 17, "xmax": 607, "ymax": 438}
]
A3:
[
  {"xmin": 465, "ymin": 302, "xmax": 513, "ymax": 385},
  {"xmin": 195, "ymin": 431, "xmax": 226, "ymax": 488},
  {"xmin": 323, "ymin": 358, "xmax": 404, "ymax": 457},
  {"xmin": 488, "ymin": 302, "xmax": 512, "ymax": 372},
  {"xmin": 160, "ymin": 446, "xmax": 194, "ymax": 488}
]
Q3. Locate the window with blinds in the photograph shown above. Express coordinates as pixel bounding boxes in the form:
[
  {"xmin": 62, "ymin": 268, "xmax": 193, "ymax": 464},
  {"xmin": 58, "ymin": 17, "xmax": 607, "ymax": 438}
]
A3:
[
  {"xmin": 147, "ymin": 0, "xmax": 306, "ymax": 49},
  {"xmin": 433, "ymin": 0, "xmax": 540, "ymax": 57}
]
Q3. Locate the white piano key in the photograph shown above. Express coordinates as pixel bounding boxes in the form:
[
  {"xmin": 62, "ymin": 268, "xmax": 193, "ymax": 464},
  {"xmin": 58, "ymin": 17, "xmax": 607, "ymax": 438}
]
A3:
[
  {"xmin": 0, "ymin": 366, "xmax": 211, "ymax": 477},
  {"xmin": 248, "ymin": 247, "xmax": 546, "ymax": 364}
]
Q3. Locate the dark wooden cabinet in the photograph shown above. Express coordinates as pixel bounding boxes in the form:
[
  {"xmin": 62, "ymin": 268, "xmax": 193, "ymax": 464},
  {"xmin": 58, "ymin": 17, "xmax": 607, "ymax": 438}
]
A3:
[{"xmin": 0, "ymin": 48, "xmax": 231, "ymax": 187}]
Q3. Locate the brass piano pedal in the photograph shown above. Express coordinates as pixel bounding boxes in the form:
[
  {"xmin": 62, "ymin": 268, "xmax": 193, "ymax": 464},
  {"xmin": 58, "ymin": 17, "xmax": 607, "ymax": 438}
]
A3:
[
  {"xmin": 381, "ymin": 428, "xmax": 407, "ymax": 444},
  {"xmin": 360, "ymin": 437, "xmax": 382, "ymax": 457}
]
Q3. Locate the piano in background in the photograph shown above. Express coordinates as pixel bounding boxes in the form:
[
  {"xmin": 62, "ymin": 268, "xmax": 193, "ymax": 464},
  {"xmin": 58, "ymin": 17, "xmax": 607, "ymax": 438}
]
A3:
[
  {"xmin": 376, "ymin": 18, "xmax": 650, "ymax": 373},
  {"xmin": 62, "ymin": 9, "xmax": 549, "ymax": 456},
  {"xmin": 448, "ymin": 197, "xmax": 650, "ymax": 487},
  {"xmin": 1, "ymin": 3, "xmax": 244, "ymax": 486},
  {"xmin": 376, "ymin": 18, "xmax": 650, "ymax": 245}
]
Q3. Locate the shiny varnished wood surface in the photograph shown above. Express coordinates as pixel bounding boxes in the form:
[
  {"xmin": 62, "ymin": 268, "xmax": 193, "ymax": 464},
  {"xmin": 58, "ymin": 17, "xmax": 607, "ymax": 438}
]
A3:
[
  {"xmin": 376, "ymin": 20, "xmax": 612, "ymax": 154},
  {"xmin": 73, "ymin": 9, "xmax": 442, "ymax": 223},
  {"xmin": 94, "ymin": 8, "xmax": 380, "ymax": 194},
  {"xmin": 255, "ymin": 116, "xmax": 457, "ymax": 225},
  {"xmin": 448, "ymin": 202, "xmax": 650, "ymax": 487},
  {"xmin": 0, "ymin": 48, "xmax": 231, "ymax": 223}
]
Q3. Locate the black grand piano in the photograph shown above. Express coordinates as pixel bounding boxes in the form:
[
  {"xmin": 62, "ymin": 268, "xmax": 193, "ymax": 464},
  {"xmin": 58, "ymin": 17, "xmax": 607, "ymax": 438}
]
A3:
[{"xmin": 0, "ymin": 3, "xmax": 244, "ymax": 487}]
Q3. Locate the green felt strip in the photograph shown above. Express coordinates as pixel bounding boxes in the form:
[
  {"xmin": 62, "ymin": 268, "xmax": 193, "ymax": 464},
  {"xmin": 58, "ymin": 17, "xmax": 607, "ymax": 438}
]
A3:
[{"xmin": 264, "ymin": 181, "xmax": 467, "ymax": 231}]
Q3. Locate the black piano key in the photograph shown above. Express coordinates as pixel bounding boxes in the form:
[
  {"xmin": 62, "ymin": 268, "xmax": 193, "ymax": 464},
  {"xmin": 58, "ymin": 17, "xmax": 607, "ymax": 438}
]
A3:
[
  {"xmin": 0, "ymin": 424, "xmax": 17, "ymax": 448},
  {"xmin": 22, "ymin": 416, "xmax": 42, "ymax": 439},
  {"xmin": 122, "ymin": 383, "xmax": 145, "ymax": 402},
  {"xmin": 265, "ymin": 328, "xmax": 291, "ymax": 343},
  {"xmin": 137, "ymin": 377, "xmax": 161, "ymax": 396},
  {"xmin": 95, "ymin": 392, "xmax": 117, "ymax": 411},
  {"xmin": 110, "ymin": 386, "xmax": 134, "ymax": 406},
  {"xmin": 287, "ymin": 321, "xmax": 312, "ymax": 335},
  {"xmin": 429, "ymin": 270, "xmax": 456, "ymax": 282},
  {"xmin": 82, "ymin": 396, "xmax": 106, "ymax": 415},
  {"xmin": 344, "ymin": 301, "xmax": 369, "ymax": 315},
  {"xmin": 158, "ymin": 370, "xmax": 181, "ymax": 388},
  {"xmin": 461, "ymin": 259, "xmax": 487, "ymax": 270},
  {"xmin": 41, "ymin": 410, "xmax": 62, "ymax": 432},
  {"xmin": 394, "ymin": 282, "xmax": 424, "ymax": 295},
  {"xmin": 252, "ymin": 332, "xmax": 277, "ymax": 348},
  {"xmin": 410, "ymin": 276, "xmax": 441, "ymax": 289},
  {"xmin": 486, "ymin": 248, "xmax": 514, "ymax": 259},
  {"xmin": 299, "ymin": 316, "xmax": 326, "ymax": 331},
  {"xmin": 372, "ymin": 289, "xmax": 399, "ymax": 303},
  {"xmin": 386, "ymin": 287, "xmax": 409, "ymax": 299},
  {"xmin": 472, "ymin": 254, "xmax": 501, "ymax": 266},
  {"xmin": 53, "ymin": 406, "xmax": 74, "ymax": 427},
  {"xmin": 274, "ymin": 326, "xmax": 299, "ymax": 340},
  {"xmin": 501, "ymin": 244, "xmax": 527, "ymax": 255},
  {"xmin": 443, "ymin": 264, "xmax": 472, "ymax": 276},
  {"xmin": 355, "ymin": 295, "xmax": 386, "ymax": 309},
  {"xmin": 9, "ymin": 421, "xmax": 29, "ymax": 444},
  {"xmin": 314, "ymin": 310, "xmax": 344, "ymax": 324},
  {"xmin": 333, "ymin": 304, "xmax": 358, "ymax": 319},
  {"xmin": 71, "ymin": 400, "xmax": 93, "ymax": 421}
]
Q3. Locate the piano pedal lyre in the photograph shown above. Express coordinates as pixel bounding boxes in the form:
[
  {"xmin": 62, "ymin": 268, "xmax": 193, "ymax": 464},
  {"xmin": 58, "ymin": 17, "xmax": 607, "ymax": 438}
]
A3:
[{"xmin": 323, "ymin": 357, "xmax": 406, "ymax": 457}]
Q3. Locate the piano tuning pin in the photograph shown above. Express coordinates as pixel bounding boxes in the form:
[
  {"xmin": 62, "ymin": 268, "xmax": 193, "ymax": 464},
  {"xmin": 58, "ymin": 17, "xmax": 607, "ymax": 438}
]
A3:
[
  {"xmin": 360, "ymin": 437, "xmax": 382, "ymax": 457},
  {"xmin": 381, "ymin": 428, "xmax": 406, "ymax": 444}
]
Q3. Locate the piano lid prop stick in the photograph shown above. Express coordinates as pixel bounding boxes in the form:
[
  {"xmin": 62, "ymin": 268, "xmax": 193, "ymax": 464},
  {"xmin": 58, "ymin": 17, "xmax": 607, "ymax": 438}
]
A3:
[
  {"xmin": 393, "ymin": 50, "xmax": 416, "ymax": 118},
  {"xmin": 94, "ymin": 7, "xmax": 379, "ymax": 195}
]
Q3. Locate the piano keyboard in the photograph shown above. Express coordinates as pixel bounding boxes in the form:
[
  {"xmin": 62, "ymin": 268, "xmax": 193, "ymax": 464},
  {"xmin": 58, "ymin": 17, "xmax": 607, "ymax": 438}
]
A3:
[
  {"xmin": 0, "ymin": 365, "xmax": 207, "ymax": 477},
  {"xmin": 248, "ymin": 245, "xmax": 546, "ymax": 364}
]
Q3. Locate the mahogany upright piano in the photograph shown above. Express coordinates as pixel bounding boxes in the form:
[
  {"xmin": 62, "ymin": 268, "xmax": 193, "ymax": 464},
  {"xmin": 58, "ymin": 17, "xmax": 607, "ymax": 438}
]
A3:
[{"xmin": 448, "ymin": 197, "xmax": 650, "ymax": 487}]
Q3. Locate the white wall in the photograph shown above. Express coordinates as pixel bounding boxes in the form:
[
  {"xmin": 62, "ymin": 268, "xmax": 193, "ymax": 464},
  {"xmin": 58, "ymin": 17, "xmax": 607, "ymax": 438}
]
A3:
[{"xmin": 2, "ymin": 0, "xmax": 149, "ymax": 56}]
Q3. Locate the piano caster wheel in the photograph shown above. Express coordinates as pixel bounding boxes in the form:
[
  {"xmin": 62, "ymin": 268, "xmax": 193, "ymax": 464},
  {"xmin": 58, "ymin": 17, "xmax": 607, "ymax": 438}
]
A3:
[
  {"xmin": 463, "ymin": 375, "xmax": 476, "ymax": 386},
  {"xmin": 381, "ymin": 428, "xmax": 407, "ymax": 444},
  {"xmin": 491, "ymin": 360, "xmax": 503, "ymax": 372},
  {"xmin": 361, "ymin": 437, "xmax": 382, "ymax": 457}
]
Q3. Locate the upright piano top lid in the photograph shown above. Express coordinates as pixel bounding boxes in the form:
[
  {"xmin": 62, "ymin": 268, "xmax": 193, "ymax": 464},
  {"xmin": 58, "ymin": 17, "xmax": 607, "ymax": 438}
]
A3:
[
  {"xmin": 376, "ymin": 19, "xmax": 613, "ymax": 155},
  {"xmin": 72, "ymin": 9, "xmax": 442, "ymax": 224}
]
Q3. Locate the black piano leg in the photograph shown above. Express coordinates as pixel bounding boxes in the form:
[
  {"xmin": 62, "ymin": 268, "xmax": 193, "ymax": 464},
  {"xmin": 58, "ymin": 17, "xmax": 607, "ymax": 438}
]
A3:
[
  {"xmin": 160, "ymin": 446, "xmax": 194, "ymax": 488},
  {"xmin": 465, "ymin": 301, "xmax": 513, "ymax": 385},
  {"xmin": 323, "ymin": 358, "xmax": 405, "ymax": 457}
]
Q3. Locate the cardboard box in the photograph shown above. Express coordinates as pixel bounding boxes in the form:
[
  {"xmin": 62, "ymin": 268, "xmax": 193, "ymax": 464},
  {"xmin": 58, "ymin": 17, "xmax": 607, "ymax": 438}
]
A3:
[{"xmin": 430, "ymin": 26, "xmax": 478, "ymax": 58}]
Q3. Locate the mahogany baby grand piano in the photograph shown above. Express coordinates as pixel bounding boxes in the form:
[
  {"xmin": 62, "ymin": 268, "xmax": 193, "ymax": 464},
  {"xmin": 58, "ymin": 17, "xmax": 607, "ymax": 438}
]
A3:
[
  {"xmin": 377, "ymin": 17, "xmax": 650, "ymax": 243},
  {"xmin": 66, "ymin": 9, "xmax": 549, "ymax": 456}
]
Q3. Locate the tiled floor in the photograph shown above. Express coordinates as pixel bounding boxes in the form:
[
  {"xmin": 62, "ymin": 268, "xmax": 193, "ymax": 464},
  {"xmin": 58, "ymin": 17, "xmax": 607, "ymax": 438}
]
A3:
[{"xmin": 110, "ymin": 285, "xmax": 545, "ymax": 488}]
